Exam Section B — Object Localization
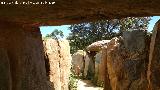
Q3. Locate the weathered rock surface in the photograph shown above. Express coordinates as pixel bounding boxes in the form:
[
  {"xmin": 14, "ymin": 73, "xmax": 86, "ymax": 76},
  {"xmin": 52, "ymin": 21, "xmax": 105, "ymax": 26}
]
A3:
[
  {"xmin": 94, "ymin": 52, "xmax": 102, "ymax": 86},
  {"xmin": 86, "ymin": 40, "xmax": 110, "ymax": 86},
  {"xmin": 102, "ymin": 47, "xmax": 112, "ymax": 90},
  {"xmin": 87, "ymin": 40, "xmax": 110, "ymax": 52},
  {"xmin": 105, "ymin": 30, "xmax": 149, "ymax": 90},
  {"xmin": 95, "ymin": 51, "xmax": 108, "ymax": 87},
  {"xmin": 43, "ymin": 39, "xmax": 61, "ymax": 90},
  {"xmin": 59, "ymin": 40, "xmax": 72, "ymax": 90},
  {"xmin": 0, "ymin": 22, "xmax": 50, "ymax": 90},
  {"xmin": 1, "ymin": 0, "xmax": 160, "ymax": 25},
  {"xmin": 43, "ymin": 39, "xmax": 71, "ymax": 90},
  {"xmin": 147, "ymin": 20, "xmax": 160, "ymax": 90},
  {"xmin": 72, "ymin": 50, "xmax": 86, "ymax": 76},
  {"xmin": 84, "ymin": 54, "xmax": 90, "ymax": 78},
  {"xmin": 0, "ymin": 48, "xmax": 12, "ymax": 90},
  {"xmin": 86, "ymin": 52, "xmax": 96, "ymax": 80}
]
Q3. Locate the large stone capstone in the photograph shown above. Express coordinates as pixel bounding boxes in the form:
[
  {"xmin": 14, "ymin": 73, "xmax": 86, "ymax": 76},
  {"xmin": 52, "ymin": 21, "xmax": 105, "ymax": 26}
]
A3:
[
  {"xmin": 1, "ymin": 0, "xmax": 160, "ymax": 25},
  {"xmin": 43, "ymin": 39, "xmax": 71, "ymax": 90},
  {"xmin": 87, "ymin": 40, "xmax": 110, "ymax": 52}
]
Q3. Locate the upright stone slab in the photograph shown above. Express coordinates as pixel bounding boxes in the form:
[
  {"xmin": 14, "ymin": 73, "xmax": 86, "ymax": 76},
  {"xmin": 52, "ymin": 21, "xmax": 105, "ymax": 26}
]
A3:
[
  {"xmin": 43, "ymin": 39, "xmax": 71, "ymax": 90},
  {"xmin": 102, "ymin": 47, "xmax": 112, "ymax": 90},
  {"xmin": 106, "ymin": 30, "xmax": 149, "ymax": 90},
  {"xmin": 59, "ymin": 40, "xmax": 72, "ymax": 90},
  {"xmin": 0, "ymin": 48, "xmax": 12, "ymax": 90},
  {"xmin": 147, "ymin": 20, "xmax": 160, "ymax": 90},
  {"xmin": 86, "ymin": 52, "xmax": 96, "ymax": 80},
  {"xmin": 94, "ymin": 52, "xmax": 104, "ymax": 86},
  {"xmin": 86, "ymin": 40, "xmax": 110, "ymax": 86},
  {"xmin": 43, "ymin": 39, "xmax": 61, "ymax": 90},
  {"xmin": 72, "ymin": 50, "xmax": 86, "ymax": 76},
  {"xmin": 83, "ymin": 54, "xmax": 90, "ymax": 78},
  {"xmin": 0, "ymin": 21, "xmax": 49, "ymax": 90}
]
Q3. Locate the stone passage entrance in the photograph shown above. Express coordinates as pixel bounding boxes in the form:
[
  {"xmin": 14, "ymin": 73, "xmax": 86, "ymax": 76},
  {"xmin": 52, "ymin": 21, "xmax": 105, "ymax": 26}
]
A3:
[{"xmin": 1, "ymin": 0, "xmax": 160, "ymax": 90}]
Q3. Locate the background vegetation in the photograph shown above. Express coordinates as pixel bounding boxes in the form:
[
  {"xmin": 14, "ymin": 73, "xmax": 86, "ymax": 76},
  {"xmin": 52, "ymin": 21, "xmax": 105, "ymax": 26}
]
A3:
[{"xmin": 67, "ymin": 17, "xmax": 151, "ymax": 54}]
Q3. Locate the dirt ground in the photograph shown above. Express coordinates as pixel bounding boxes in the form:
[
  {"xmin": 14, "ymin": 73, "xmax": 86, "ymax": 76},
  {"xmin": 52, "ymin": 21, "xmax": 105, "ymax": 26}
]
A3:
[{"xmin": 77, "ymin": 80, "xmax": 103, "ymax": 90}]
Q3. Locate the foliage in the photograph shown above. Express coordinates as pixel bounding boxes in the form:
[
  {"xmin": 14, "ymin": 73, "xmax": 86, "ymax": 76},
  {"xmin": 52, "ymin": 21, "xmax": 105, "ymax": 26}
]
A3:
[
  {"xmin": 45, "ymin": 29, "xmax": 64, "ymax": 40},
  {"xmin": 119, "ymin": 17, "xmax": 151, "ymax": 35},
  {"xmin": 68, "ymin": 67, "xmax": 78, "ymax": 90},
  {"xmin": 42, "ymin": 36, "xmax": 51, "ymax": 41},
  {"xmin": 67, "ymin": 17, "xmax": 151, "ymax": 54}
]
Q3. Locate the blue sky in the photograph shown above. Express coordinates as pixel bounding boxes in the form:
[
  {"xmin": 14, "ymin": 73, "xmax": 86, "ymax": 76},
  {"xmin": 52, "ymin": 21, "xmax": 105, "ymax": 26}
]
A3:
[
  {"xmin": 148, "ymin": 16, "xmax": 160, "ymax": 31},
  {"xmin": 40, "ymin": 16, "xmax": 160, "ymax": 38},
  {"xmin": 40, "ymin": 25, "xmax": 71, "ymax": 37}
]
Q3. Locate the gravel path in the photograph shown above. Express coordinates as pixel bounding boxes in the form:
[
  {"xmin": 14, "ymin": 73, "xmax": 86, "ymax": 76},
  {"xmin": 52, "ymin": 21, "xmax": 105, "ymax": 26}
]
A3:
[{"xmin": 77, "ymin": 80, "xmax": 103, "ymax": 90}]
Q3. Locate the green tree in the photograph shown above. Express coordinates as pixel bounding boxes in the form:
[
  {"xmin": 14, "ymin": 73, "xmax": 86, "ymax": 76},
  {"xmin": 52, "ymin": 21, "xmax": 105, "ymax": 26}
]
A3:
[
  {"xmin": 67, "ymin": 17, "xmax": 151, "ymax": 54},
  {"xmin": 45, "ymin": 29, "xmax": 64, "ymax": 40},
  {"xmin": 119, "ymin": 17, "xmax": 151, "ymax": 35}
]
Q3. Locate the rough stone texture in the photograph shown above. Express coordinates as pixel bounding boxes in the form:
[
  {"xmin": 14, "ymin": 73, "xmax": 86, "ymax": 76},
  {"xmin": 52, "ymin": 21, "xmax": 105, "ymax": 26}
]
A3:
[
  {"xmin": 147, "ymin": 20, "xmax": 160, "ymax": 90},
  {"xmin": 86, "ymin": 52, "xmax": 96, "ymax": 80},
  {"xmin": 0, "ymin": 22, "xmax": 50, "ymax": 90},
  {"xmin": 87, "ymin": 40, "xmax": 110, "ymax": 52},
  {"xmin": 1, "ymin": 0, "xmax": 160, "ymax": 25},
  {"xmin": 94, "ymin": 52, "xmax": 104, "ymax": 86},
  {"xmin": 83, "ymin": 54, "xmax": 90, "ymax": 78},
  {"xmin": 43, "ymin": 39, "xmax": 71, "ymax": 90},
  {"xmin": 103, "ymin": 47, "xmax": 112, "ymax": 90},
  {"xmin": 59, "ymin": 40, "xmax": 72, "ymax": 90},
  {"xmin": 105, "ymin": 30, "xmax": 149, "ymax": 90},
  {"xmin": 94, "ymin": 53, "xmax": 100, "ymax": 83},
  {"xmin": 72, "ymin": 50, "xmax": 86, "ymax": 76},
  {"xmin": 86, "ymin": 40, "xmax": 110, "ymax": 85},
  {"xmin": 43, "ymin": 39, "xmax": 61, "ymax": 90},
  {"xmin": 0, "ymin": 48, "xmax": 12, "ymax": 90},
  {"xmin": 95, "ymin": 51, "xmax": 108, "ymax": 87}
]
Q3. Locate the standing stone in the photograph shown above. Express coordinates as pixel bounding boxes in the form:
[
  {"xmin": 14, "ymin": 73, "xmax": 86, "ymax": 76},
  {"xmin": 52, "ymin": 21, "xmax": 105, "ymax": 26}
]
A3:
[
  {"xmin": 72, "ymin": 50, "xmax": 86, "ymax": 76},
  {"xmin": 102, "ymin": 47, "xmax": 112, "ymax": 90},
  {"xmin": 59, "ymin": 40, "xmax": 72, "ymax": 90},
  {"xmin": 83, "ymin": 54, "xmax": 90, "ymax": 78},
  {"xmin": 147, "ymin": 20, "xmax": 160, "ymax": 90},
  {"xmin": 106, "ymin": 30, "xmax": 149, "ymax": 90},
  {"xmin": 86, "ymin": 40, "xmax": 110, "ymax": 85},
  {"xmin": 96, "ymin": 50, "xmax": 107, "ymax": 87},
  {"xmin": 43, "ymin": 39, "xmax": 71, "ymax": 90},
  {"xmin": 43, "ymin": 39, "xmax": 61, "ymax": 90},
  {"xmin": 86, "ymin": 51, "xmax": 96, "ymax": 80},
  {"xmin": 94, "ymin": 54, "xmax": 99, "ymax": 84},
  {"xmin": 0, "ymin": 48, "xmax": 12, "ymax": 90},
  {"xmin": 94, "ymin": 52, "xmax": 104, "ymax": 86},
  {"xmin": 0, "ymin": 21, "xmax": 49, "ymax": 90}
]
